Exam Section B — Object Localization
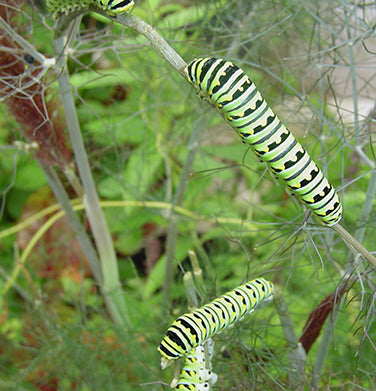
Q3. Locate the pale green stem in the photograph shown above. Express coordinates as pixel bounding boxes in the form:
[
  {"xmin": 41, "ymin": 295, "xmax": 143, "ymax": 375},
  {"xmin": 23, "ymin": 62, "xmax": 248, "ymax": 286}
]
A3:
[
  {"xmin": 183, "ymin": 271, "xmax": 199, "ymax": 308},
  {"xmin": 162, "ymin": 215, "xmax": 179, "ymax": 308},
  {"xmin": 332, "ymin": 224, "xmax": 376, "ymax": 268},
  {"xmin": 343, "ymin": 10, "xmax": 359, "ymax": 140},
  {"xmin": 347, "ymin": 169, "xmax": 376, "ymax": 248},
  {"xmin": 274, "ymin": 287, "xmax": 306, "ymax": 390},
  {"xmin": 52, "ymin": 22, "xmax": 130, "ymax": 327},
  {"xmin": 188, "ymin": 250, "xmax": 206, "ymax": 298},
  {"xmin": 0, "ymin": 17, "xmax": 53, "ymax": 66},
  {"xmin": 115, "ymin": 14, "xmax": 186, "ymax": 76}
]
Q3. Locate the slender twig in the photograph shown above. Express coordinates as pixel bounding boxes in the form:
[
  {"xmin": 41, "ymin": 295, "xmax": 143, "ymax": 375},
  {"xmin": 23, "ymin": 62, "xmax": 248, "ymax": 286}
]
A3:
[
  {"xmin": 183, "ymin": 271, "xmax": 199, "ymax": 308},
  {"xmin": 343, "ymin": 9, "xmax": 359, "ymax": 140},
  {"xmin": 332, "ymin": 224, "xmax": 376, "ymax": 268},
  {"xmin": 0, "ymin": 17, "xmax": 55, "ymax": 67},
  {"xmin": 346, "ymin": 169, "xmax": 376, "ymax": 251},
  {"xmin": 0, "ymin": 200, "xmax": 258, "ymax": 243},
  {"xmin": 188, "ymin": 250, "xmax": 206, "ymax": 298},
  {"xmin": 115, "ymin": 14, "xmax": 187, "ymax": 75}
]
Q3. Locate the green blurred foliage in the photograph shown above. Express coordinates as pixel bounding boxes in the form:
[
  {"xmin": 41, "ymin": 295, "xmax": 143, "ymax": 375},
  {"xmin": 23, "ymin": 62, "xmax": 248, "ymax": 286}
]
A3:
[{"xmin": 0, "ymin": 0, "xmax": 375, "ymax": 390}]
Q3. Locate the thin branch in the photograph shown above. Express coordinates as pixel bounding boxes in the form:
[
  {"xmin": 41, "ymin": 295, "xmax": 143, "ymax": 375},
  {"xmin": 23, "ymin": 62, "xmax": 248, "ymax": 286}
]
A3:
[
  {"xmin": 333, "ymin": 224, "xmax": 376, "ymax": 268},
  {"xmin": 115, "ymin": 14, "xmax": 187, "ymax": 75}
]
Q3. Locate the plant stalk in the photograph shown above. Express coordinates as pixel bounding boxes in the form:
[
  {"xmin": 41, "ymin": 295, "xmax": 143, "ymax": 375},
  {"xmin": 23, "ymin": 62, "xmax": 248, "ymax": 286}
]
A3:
[
  {"xmin": 52, "ymin": 21, "xmax": 130, "ymax": 327},
  {"xmin": 115, "ymin": 14, "xmax": 187, "ymax": 75},
  {"xmin": 274, "ymin": 287, "xmax": 306, "ymax": 390}
]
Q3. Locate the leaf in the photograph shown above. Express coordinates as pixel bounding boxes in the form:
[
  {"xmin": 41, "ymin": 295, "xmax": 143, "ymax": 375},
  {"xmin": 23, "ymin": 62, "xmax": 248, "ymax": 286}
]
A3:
[
  {"xmin": 98, "ymin": 140, "xmax": 163, "ymax": 200},
  {"xmin": 14, "ymin": 159, "xmax": 47, "ymax": 191}
]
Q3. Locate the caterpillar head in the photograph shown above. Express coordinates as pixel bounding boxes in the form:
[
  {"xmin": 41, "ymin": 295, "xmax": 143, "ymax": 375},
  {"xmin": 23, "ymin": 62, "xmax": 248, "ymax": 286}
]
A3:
[{"xmin": 102, "ymin": 0, "xmax": 135, "ymax": 16}]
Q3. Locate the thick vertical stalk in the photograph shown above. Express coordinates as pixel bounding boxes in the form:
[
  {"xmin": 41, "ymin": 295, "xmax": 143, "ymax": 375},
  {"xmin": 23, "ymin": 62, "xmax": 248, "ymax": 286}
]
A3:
[{"xmin": 52, "ymin": 25, "xmax": 130, "ymax": 327}]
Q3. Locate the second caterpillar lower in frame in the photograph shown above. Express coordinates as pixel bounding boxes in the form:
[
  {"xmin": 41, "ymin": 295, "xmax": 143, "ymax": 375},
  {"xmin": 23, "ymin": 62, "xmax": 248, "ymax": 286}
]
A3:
[
  {"xmin": 158, "ymin": 278, "xmax": 274, "ymax": 369},
  {"xmin": 185, "ymin": 57, "xmax": 343, "ymax": 227}
]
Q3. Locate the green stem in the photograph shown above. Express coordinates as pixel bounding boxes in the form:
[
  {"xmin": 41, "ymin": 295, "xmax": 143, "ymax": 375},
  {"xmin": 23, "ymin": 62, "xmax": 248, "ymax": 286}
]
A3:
[
  {"xmin": 347, "ymin": 169, "xmax": 376, "ymax": 246},
  {"xmin": 343, "ymin": 10, "xmax": 359, "ymax": 140},
  {"xmin": 52, "ymin": 22, "xmax": 130, "ymax": 327},
  {"xmin": 332, "ymin": 223, "xmax": 376, "ymax": 268},
  {"xmin": 115, "ymin": 14, "xmax": 187, "ymax": 75},
  {"xmin": 274, "ymin": 287, "xmax": 306, "ymax": 390},
  {"xmin": 188, "ymin": 250, "xmax": 206, "ymax": 298}
]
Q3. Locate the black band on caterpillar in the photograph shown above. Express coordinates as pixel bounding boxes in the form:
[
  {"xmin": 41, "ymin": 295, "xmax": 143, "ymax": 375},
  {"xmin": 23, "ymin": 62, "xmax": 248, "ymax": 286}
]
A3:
[
  {"xmin": 158, "ymin": 278, "xmax": 274, "ymax": 367},
  {"xmin": 185, "ymin": 58, "xmax": 342, "ymax": 226}
]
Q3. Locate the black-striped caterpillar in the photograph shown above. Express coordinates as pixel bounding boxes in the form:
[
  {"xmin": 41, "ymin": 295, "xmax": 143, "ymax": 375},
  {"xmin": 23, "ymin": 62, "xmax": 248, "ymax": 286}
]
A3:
[
  {"xmin": 47, "ymin": 0, "xmax": 134, "ymax": 19},
  {"xmin": 185, "ymin": 58, "xmax": 342, "ymax": 226},
  {"xmin": 158, "ymin": 278, "xmax": 274, "ymax": 368}
]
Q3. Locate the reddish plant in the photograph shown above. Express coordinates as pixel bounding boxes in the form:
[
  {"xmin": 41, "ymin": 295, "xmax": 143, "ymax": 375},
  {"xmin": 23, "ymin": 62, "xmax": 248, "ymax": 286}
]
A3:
[
  {"xmin": 299, "ymin": 286, "xmax": 346, "ymax": 353},
  {"xmin": 0, "ymin": 0, "xmax": 71, "ymax": 169}
]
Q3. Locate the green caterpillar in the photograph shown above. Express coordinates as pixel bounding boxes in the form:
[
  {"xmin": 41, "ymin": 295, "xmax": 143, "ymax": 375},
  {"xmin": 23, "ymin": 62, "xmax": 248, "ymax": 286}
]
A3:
[
  {"xmin": 158, "ymin": 278, "xmax": 274, "ymax": 368},
  {"xmin": 47, "ymin": 0, "xmax": 134, "ymax": 19},
  {"xmin": 185, "ymin": 58, "xmax": 343, "ymax": 226}
]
